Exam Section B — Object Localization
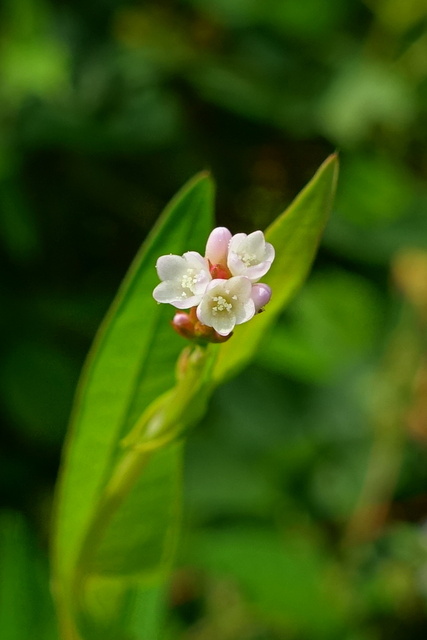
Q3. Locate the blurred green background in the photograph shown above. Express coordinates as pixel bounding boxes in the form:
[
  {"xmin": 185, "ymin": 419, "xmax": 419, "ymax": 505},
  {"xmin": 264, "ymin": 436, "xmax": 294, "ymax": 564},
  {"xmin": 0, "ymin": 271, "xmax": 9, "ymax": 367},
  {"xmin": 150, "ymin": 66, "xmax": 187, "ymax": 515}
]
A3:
[{"xmin": 1, "ymin": 0, "xmax": 427, "ymax": 638}]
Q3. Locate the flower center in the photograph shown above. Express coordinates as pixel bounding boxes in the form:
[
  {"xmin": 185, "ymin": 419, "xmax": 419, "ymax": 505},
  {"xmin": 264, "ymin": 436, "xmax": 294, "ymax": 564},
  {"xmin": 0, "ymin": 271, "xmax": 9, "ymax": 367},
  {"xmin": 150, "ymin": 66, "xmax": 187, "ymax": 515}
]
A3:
[
  {"xmin": 211, "ymin": 291, "xmax": 238, "ymax": 314},
  {"xmin": 180, "ymin": 269, "xmax": 199, "ymax": 297},
  {"xmin": 238, "ymin": 250, "xmax": 257, "ymax": 267}
]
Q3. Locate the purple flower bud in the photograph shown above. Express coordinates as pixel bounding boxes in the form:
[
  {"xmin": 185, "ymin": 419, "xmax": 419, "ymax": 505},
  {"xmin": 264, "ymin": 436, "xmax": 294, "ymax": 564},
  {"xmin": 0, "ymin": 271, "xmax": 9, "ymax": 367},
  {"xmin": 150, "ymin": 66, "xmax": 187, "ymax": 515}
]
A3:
[{"xmin": 251, "ymin": 283, "xmax": 272, "ymax": 312}]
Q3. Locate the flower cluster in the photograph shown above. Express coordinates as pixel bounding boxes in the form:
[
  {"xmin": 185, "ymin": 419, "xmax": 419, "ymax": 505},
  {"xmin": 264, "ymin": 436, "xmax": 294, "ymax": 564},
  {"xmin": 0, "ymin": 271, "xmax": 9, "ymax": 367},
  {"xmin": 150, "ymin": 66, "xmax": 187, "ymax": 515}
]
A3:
[{"xmin": 153, "ymin": 227, "xmax": 274, "ymax": 342}]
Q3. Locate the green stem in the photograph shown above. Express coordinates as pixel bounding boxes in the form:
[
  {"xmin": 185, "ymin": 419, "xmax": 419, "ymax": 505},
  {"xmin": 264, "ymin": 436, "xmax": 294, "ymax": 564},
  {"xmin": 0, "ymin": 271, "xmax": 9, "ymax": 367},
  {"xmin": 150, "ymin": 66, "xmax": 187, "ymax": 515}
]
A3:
[
  {"xmin": 122, "ymin": 344, "xmax": 216, "ymax": 450},
  {"xmin": 72, "ymin": 343, "xmax": 217, "ymax": 612},
  {"xmin": 74, "ymin": 448, "xmax": 152, "ymax": 584}
]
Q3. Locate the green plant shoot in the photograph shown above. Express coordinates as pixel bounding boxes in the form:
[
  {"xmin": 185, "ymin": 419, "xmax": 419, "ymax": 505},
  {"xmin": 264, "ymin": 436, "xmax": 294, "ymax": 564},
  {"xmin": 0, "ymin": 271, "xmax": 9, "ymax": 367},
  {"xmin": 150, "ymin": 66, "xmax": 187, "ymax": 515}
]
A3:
[{"xmin": 51, "ymin": 154, "xmax": 339, "ymax": 639}]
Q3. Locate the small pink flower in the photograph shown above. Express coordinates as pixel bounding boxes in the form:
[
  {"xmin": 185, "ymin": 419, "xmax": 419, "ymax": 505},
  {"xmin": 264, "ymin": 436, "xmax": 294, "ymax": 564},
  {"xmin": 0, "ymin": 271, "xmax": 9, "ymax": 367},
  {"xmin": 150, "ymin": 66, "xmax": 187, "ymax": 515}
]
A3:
[
  {"xmin": 153, "ymin": 251, "xmax": 211, "ymax": 309},
  {"xmin": 153, "ymin": 227, "xmax": 274, "ymax": 342},
  {"xmin": 196, "ymin": 276, "xmax": 255, "ymax": 336},
  {"xmin": 227, "ymin": 230, "xmax": 275, "ymax": 282}
]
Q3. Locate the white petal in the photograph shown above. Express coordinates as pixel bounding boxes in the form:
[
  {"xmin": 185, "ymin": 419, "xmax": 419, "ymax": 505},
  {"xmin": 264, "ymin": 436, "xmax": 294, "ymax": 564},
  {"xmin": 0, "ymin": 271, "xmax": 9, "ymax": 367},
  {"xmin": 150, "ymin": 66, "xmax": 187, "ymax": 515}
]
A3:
[
  {"xmin": 156, "ymin": 254, "xmax": 186, "ymax": 280},
  {"xmin": 242, "ymin": 230, "xmax": 266, "ymax": 258},
  {"xmin": 241, "ymin": 261, "xmax": 271, "ymax": 282},
  {"xmin": 204, "ymin": 278, "xmax": 228, "ymax": 293},
  {"xmin": 235, "ymin": 297, "xmax": 255, "ymax": 324},
  {"xmin": 227, "ymin": 251, "xmax": 244, "ymax": 276},
  {"xmin": 153, "ymin": 280, "xmax": 184, "ymax": 303},
  {"xmin": 196, "ymin": 294, "xmax": 214, "ymax": 326},
  {"xmin": 226, "ymin": 275, "xmax": 252, "ymax": 298},
  {"xmin": 194, "ymin": 273, "xmax": 212, "ymax": 295},
  {"xmin": 264, "ymin": 242, "xmax": 275, "ymax": 263},
  {"xmin": 172, "ymin": 294, "xmax": 203, "ymax": 309},
  {"xmin": 183, "ymin": 251, "xmax": 209, "ymax": 270},
  {"xmin": 228, "ymin": 233, "xmax": 247, "ymax": 254},
  {"xmin": 211, "ymin": 313, "xmax": 236, "ymax": 336},
  {"xmin": 153, "ymin": 281, "xmax": 202, "ymax": 309}
]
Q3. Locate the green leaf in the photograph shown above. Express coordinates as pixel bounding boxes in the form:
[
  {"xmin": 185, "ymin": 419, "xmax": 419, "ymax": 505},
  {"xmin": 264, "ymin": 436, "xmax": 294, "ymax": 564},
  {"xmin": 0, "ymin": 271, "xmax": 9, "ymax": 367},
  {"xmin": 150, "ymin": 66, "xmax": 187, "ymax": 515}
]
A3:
[
  {"xmin": 0, "ymin": 511, "xmax": 58, "ymax": 640},
  {"xmin": 192, "ymin": 527, "xmax": 348, "ymax": 637},
  {"xmin": 212, "ymin": 153, "xmax": 339, "ymax": 383},
  {"xmin": 52, "ymin": 173, "xmax": 214, "ymax": 638}
]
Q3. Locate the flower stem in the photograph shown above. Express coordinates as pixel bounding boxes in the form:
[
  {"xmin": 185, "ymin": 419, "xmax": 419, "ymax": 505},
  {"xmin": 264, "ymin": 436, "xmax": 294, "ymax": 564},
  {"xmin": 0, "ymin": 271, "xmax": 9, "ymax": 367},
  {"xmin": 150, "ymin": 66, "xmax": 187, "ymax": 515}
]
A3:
[{"xmin": 72, "ymin": 344, "xmax": 217, "ymax": 615}]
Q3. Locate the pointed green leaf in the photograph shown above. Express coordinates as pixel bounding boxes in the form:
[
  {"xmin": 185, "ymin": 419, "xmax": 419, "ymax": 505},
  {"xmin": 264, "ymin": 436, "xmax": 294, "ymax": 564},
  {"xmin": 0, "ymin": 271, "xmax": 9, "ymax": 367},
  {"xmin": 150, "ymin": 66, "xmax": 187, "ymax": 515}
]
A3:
[
  {"xmin": 52, "ymin": 173, "xmax": 214, "ymax": 636},
  {"xmin": 212, "ymin": 153, "xmax": 339, "ymax": 383}
]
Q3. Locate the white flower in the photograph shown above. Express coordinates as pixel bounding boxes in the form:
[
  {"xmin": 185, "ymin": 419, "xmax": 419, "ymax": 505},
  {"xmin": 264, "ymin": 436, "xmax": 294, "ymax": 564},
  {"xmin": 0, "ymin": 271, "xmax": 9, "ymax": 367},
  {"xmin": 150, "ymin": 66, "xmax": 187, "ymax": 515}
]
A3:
[
  {"xmin": 227, "ymin": 230, "xmax": 275, "ymax": 282},
  {"xmin": 153, "ymin": 251, "xmax": 211, "ymax": 309},
  {"xmin": 152, "ymin": 227, "xmax": 274, "ymax": 342},
  {"xmin": 196, "ymin": 276, "xmax": 255, "ymax": 336}
]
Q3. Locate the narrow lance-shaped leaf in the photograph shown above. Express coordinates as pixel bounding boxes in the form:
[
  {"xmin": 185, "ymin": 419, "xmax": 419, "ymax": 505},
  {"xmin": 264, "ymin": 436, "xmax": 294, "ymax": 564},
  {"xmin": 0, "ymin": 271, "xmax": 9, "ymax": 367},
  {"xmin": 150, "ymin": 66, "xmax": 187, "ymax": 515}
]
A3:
[
  {"xmin": 212, "ymin": 153, "xmax": 339, "ymax": 383},
  {"xmin": 52, "ymin": 174, "xmax": 215, "ymax": 638}
]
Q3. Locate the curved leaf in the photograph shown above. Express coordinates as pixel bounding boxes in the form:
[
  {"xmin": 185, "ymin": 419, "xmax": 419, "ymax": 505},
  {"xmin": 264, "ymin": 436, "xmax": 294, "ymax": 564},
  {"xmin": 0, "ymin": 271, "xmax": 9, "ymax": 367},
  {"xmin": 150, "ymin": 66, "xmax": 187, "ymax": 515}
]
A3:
[
  {"xmin": 52, "ymin": 173, "xmax": 215, "ymax": 638},
  {"xmin": 213, "ymin": 153, "xmax": 339, "ymax": 383}
]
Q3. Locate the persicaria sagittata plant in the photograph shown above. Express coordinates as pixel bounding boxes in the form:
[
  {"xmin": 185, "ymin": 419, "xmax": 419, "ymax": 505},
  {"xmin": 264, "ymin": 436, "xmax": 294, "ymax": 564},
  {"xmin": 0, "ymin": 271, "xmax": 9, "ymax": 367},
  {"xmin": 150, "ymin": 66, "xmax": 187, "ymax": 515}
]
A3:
[{"xmin": 153, "ymin": 227, "xmax": 275, "ymax": 343}]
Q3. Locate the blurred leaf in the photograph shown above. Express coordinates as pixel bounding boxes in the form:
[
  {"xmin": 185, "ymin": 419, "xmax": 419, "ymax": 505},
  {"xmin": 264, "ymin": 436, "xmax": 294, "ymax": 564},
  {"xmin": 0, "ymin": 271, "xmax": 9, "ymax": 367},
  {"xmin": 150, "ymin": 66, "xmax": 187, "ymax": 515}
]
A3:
[
  {"xmin": 189, "ymin": 0, "xmax": 347, "ymax": 35},
  {"xmin": 336, "ymin": 154, "xmax": 415, "ymax": 225},
  {"xmin": 190, "ymin": 63, "xmax": 281, "ymax": 124},
  {"xmin": 185, "ymin": 436, "xmax": 276, "ymax": 520},
  {"xmin": 1, "ymin": 38, "xmax": 69, "ymax": 104},
  {"xmin": 371, "ymin": 0, "xmax": 427, "ymax": 34},
  {"xmin": 0, "ymin": 341, "xmax": 78, "ymax": 444},
  {"xmin": 0, "ymin": 177, "xmax": 41, "ymax": 263},
  {"xmin": 318, "ymin": 59, "xmax": 415, "ymax": 144},
  {"xmin": 52, "ymin": 173, "xmax": 214, "ymax": 638},
  {"xmin": 265, "ymin": 0, "xmax": 349, "ymax": 39},
  {"xmin": 187, "ymin": 0, "xmax": 260, "ymax": 27},
  {"xmin": 0, "ymin": 0, "xmax": 70, "ymax": 106},
  {"xmin": 213, "ymin": 153, "xmax": 339, "ymax": 383},
  {"xmin": 324, "ymin": 192, "xmax": 427, "ymax": 265},
  {"xmin": 191, "ymin": 527, "xmax": 349, "ymax": 637},
  {"xmin": 355, "ymin": 523, "xmax": 427, "ymax": 617},
  {"xmin": 258, "ymin": 269, "xmax": 384, "ymax": 383},
  {"xmin": 0, "ymin": 511, "xmax": 57, "ymax": 640}
]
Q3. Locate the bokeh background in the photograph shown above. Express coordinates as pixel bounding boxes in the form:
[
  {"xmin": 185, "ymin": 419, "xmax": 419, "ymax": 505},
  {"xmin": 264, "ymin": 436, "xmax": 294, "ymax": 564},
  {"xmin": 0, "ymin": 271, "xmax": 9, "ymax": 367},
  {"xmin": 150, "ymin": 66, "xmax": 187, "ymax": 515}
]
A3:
[{"xmin": 1, "ymin": 0, "xmax": 427, "ymax": 638}]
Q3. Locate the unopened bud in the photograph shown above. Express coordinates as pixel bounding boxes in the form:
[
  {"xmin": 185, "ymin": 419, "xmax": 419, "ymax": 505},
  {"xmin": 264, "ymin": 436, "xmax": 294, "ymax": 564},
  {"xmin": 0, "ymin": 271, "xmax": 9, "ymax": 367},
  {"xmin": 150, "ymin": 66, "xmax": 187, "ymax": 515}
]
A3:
[
  {"xmin": 171, "ymin": 311, "xmax": 196, "ymax": 340},
  {"xmin": 205, "ymin": 227, "xmax": 232, "ymax": 265},
  {"xmin": 171, "ymin": 308, "xmax": 233, "ymax": 344},
  {"xmin": 251, "ymin": 283, "xmax": 272, "ymax": 312}
]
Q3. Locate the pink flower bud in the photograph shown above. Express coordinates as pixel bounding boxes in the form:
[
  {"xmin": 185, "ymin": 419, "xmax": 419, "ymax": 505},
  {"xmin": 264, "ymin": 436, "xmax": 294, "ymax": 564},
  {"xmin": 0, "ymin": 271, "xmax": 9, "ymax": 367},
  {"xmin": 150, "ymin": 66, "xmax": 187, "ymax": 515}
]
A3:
[
  {"xmin": 171, "ymin": 308, "xmax": 233, "ymax": 344},
  {"xmin": 251, "ymin": 283, "xmax": 272, "ymax": 312},
  {"xmin": 171, "ymin": 311, "xmax": 196, "ymax": 340},
  {"xmin": 205, "ymin": 227, "xmax": 232, "ymax": 266}
]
